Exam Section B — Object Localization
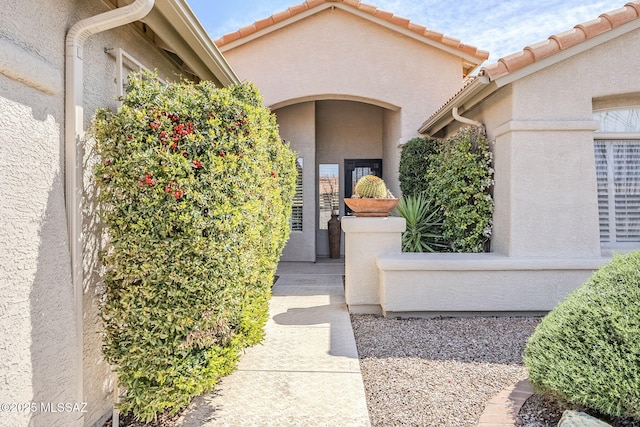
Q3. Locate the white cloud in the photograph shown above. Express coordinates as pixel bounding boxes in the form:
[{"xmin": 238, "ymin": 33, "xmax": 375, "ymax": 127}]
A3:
[
  {"xmin": 195, "ymin": 0, "xmax": 625, "ymax": 63},
  {"xmin": 369, "ymin": 0, "xmax": 624, "ymax": 61}
]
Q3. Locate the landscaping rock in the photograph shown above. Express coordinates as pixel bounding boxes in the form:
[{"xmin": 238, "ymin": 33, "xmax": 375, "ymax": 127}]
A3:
[{"xmin": 558, "ymin": 410, "xmax": 611, "ymax": 427}]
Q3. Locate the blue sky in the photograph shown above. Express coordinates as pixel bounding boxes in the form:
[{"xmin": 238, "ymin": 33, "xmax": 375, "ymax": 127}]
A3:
[{"xmin": 185, "ymin": 0, "xmax": 624, "ymax": 62}]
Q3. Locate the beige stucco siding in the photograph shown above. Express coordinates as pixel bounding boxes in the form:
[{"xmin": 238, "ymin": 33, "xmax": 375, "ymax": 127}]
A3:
[
  {"xmin": 1, "ymin": 1, "xmax": 190, "ymax": 426},
  {"xmin": 0, "ymin": 1, "xmax": 76, "ymax": 426},
  {"xmin": 221, "ymin": 7, "xmax": 465, "ymax": 148},
  {"xmin": 437, "ymin": 26, "xmax": 640, "ymax": 257},
  {"xmin": 276, "ymin": 102, "xmax": 317, "ymax": 261}
]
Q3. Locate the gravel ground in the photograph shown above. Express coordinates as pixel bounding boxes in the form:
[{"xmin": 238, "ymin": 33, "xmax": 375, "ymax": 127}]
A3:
[
  {"xmin": 350, "ymin": 315, "xmax": 541, "ymax": 427},
  {"xmin": 109, "ymin": 314, "xmax": 638, "ymax": 427}
]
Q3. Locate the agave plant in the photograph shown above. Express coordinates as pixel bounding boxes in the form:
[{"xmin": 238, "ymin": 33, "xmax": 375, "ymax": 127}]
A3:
[{"xmin": 395, "ymin": 193, "xmax": 448, "ymax": 252}]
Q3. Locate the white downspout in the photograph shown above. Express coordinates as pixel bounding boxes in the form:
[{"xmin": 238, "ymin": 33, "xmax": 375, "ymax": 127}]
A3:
[
  {"xmin": 64, "ymin": 0, "xmax": 155, "ymax": 421},
  {"xmin": 452, "ymin": 106, "xmax": 485, "ymax": 132}
]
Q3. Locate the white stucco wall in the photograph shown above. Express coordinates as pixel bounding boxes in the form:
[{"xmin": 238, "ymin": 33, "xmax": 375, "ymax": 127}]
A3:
[{"xmin": 1, "ymin": 1, "xmax": 188, "ymax": 426}]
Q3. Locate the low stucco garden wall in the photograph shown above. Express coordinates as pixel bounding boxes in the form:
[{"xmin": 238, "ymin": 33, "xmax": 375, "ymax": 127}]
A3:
[{"xmin": 342, "ymin": 217, "xmax": 609, "ymax": 317}]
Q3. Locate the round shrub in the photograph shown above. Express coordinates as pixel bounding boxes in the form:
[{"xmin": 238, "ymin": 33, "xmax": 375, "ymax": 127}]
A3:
[
  {"xmin": 524, "ymin": 251, "xmax": 640, "ymax": 420},
  {"xmin": 92, "ymin": 72, "xmax": 296, "ymax": 421}
]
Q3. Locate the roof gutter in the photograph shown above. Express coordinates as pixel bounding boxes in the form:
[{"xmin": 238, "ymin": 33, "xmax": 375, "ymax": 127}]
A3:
[
  {"xmin": 452, "ymin": 107, "xmax": 485, "ymax": 133},
  {"xmin": 64, "ymin": 0, "xmax": 155, "ymax": 413},
  {"xmin": 418, "ymin": 74, "xmax": 493, "ymax": 137}
]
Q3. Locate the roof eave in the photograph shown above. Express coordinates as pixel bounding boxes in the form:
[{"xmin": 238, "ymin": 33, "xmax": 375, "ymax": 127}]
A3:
[
  {"xmin": 141, "ymin": 0, "xmax": 239, "ymax": 86},
  {"xmin": 217, "ymin": 1, "xmax": 488, "ymax": 73},
  {"xmin": 484, "ymin": 16, "xmax": 640, "ymax": 85},
  {"xmin": 419, "ymin": 9, "xmax": 640, "ymax": 136},
  {"xmin": 418, "ymin": 76, "xmax": 493, "ymax": 136}
]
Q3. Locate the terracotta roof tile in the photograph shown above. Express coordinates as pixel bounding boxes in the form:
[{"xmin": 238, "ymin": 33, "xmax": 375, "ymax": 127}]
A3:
[
  {"xmin": 214, "ymin": 0, "xmax": 489, "ymax": 62},
  {"xmin": 575, "ymin": 17, "xmax": 613, "ymax": 39},
  {"xmin": 601, "ymin": 5, "xmax": 639, "ymax": 28},
  {"xmin": 288, "ymin": 3, "xmax": 310, "ymax": 15},
  {"xmin": 389, "ymin": 14, "xmax": 411, "ymax": 27},
  {"xmin": 628, "ymin": 1, "xmax": 640, "ymax": 14},
  {"xmin": 357, "ymin": 2, "xmax": 377, "ymax": 15},
  {"xmin": 255, "ymin": 17, "xmax": 275, "ymax": 31},
  {"xmin": 549, "ymin": 28, "xmax": 587, "ymax": 50},
  {"xmin": 524, "ymin": 39, "xmax": 560, "ymax": 61},
  {"xmin": 373, "ymin": 9, "xmax": 393, "ymax": 20},
  {"xmin": 272, "ymin": 9, "xmax": 293, "ymax": 24},
  {"xmin": 408, "ymin": 22, "xmax": 427, "ymax": 34},
  {"xmin": 482, "ymin": 1, "xmax": 640, "ymax": 80},
  {"xmin": 440, "ymin": 36, "xmax": 462, "ymax": 48},
  {"xmin": 238, "ymin": 24, "xmax": 257, "ymax": 37}
]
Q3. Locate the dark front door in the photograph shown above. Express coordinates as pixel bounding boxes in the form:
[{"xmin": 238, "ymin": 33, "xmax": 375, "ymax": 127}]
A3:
[{"xmin": 344, "ymin": 159, "xmax": 383, "ymax": 214}]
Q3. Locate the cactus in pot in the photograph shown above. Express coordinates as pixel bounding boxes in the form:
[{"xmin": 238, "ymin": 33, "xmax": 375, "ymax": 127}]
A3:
[
  {"xmin": 354, "ymin": 175, "xmax": 388, "ymax": 198},
  {"xmin": 346, "ymin": 175, "xmax": 398, "ymax": 216}
]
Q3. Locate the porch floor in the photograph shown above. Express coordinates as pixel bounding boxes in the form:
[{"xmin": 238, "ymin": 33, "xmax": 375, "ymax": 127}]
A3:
[{"xmin": 176, "ymin": 258, "xmax": 371, "ymax": 426}]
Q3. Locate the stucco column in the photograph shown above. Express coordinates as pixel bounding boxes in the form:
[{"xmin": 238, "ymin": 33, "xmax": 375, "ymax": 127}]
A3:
[
  {"xmin": 341, "ymin": 216, "xmax": 405, "ymax": 314},
  {"xmin": 491, "ymin": 121, "xmax": 601, "ymax": 257}
]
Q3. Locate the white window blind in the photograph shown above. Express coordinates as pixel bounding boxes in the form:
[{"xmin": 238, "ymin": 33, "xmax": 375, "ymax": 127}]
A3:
[
  {"xmin": 594, "ymin": 141, "xmax": 640, "ymax": 244},
  {"xmin": 594, "ymin": 108, "xmax": 640, "ymax": 249},
  {"xmin": 290, "ymin": 158, "xmax": 303, "ymax": 232}
]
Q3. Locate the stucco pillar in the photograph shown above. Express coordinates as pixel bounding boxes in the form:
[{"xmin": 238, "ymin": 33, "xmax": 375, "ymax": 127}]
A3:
[
  {"xmin": 492, "ymin": 121, "xmax": 601, "ymax": 257},
  {"xmin": 341, "ymin": 216, "xmax": 405, "ymax": 314}
]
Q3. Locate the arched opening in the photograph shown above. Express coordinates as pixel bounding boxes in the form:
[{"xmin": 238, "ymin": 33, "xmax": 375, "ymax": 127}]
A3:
[{"xmin": 274, "ymin": 98, "xmax": 400, "ymax": 261}]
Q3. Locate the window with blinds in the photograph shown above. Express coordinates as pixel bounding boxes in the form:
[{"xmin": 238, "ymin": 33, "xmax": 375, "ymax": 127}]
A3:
[
  {"xmin": 290, "ymin": 158, "xmax": 303, "ymax": 232},
  {"xmin": 593, "ymin": 108, "xmax": 640, "ymax": 249}
]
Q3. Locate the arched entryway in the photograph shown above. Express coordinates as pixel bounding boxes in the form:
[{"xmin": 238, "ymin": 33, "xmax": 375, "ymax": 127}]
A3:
[{"xmin": 275, "ymin": 98, "xmax": 400, "ymax": 261}]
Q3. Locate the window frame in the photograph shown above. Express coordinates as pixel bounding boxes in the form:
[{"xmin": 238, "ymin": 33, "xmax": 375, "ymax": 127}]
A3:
[{"xmin": 593, "ymin": 108, "xmax": 640, "ymax": 251}]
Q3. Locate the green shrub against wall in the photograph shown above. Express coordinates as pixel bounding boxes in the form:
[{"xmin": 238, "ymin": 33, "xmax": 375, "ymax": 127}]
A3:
[
  {"xmin": 397, "ymin": 128, "xmax": 494, "ymax": 252},
  {"xmin": 399, "ymin": 137, "xmax": 440, "ymax": 198},
  {"xmin": 524, "ymin": 251, "xmax": 640, "ymax": 421},
  {"xmin": 426, "ymin": 127, "xmax": 494, "ymax": 252},
  {"xmin": 395, "ymin": 193, "xmax": 448, "ymax": 252},
  {"xmin": 92, "ymin": 72, "xmax": 296, "ymax": 421}
]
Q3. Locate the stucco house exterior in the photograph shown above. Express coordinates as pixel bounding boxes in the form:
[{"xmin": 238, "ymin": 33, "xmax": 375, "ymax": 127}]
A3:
[
  {"xmin": 345, "ymin": 0, "xmax": 640, "ymax": 317},
  {"xmin": 3, "ymin": 0, "xmax": 640, "ymax": 424},
  {"xmin": 214, "ymin": 0, "xmax": 489, "ymax": 261},
  {"xmin": 0, "ymin": 1, "xmax": 237, "ymax": 426},
  {"xmin": 420, "ymin": 0, "xmax": 640, "ymax": 260}
]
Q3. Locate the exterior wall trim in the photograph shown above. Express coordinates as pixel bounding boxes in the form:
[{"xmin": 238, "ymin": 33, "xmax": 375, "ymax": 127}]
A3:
[
  {"xmin": 494, "ymin": 119, "xmax": 600, "ymax": 138},
  {"xmin": 0, "ymin": 38, "xmax": 62, "ymax": 95},
  {"xmin": 270, "ymin": 93, "xmax": 401, "ymax": 112}
]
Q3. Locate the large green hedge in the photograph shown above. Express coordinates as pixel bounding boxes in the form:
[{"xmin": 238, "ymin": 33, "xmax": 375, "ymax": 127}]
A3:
[
  {"xmin": 397, "ymin": 128, "xmax": 494, "ymax": 252},
  {"xmin": 426, "ymin": 127, "xmax": 494, "ymax": 252},
  {"xmin": 399, "ymin": 137, "xmax": 440, "ymax": 198},
  {"xmin": 92, "ymin": 72, "xmax": 296, "ymax": 421},
  {"xmin": 524, "ymin": 251, "xmax": 640, "ymax": 420}
]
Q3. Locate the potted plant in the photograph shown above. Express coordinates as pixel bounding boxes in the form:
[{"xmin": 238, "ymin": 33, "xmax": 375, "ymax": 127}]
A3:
[{"xmin": 344, "ymin": 175, "xmax": 399, "ymax": 217}]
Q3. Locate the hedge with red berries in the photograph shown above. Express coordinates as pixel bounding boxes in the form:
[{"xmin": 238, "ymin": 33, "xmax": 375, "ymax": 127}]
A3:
[{"xmin": 92, "ymin": 72, "xmax": 297, "ymax": 421}]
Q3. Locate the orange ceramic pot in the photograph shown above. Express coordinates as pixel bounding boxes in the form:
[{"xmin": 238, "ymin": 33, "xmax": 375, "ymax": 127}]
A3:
[{"xmin": 344, "ymin": 198, "xmax": 399, "ymax": 217}]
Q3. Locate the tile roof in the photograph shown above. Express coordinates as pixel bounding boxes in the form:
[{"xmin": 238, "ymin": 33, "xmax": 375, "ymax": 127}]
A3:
[
  {"xmin": 419, "ymin": 1, "xmax": 640, "ymax": 135},
  {"xmin": 481, "ymin": 1, "xmax": 640, "ymax": 80},
  {"xmin": 214, "ymin": 0, "xmax": 489, "ymax": 63}
]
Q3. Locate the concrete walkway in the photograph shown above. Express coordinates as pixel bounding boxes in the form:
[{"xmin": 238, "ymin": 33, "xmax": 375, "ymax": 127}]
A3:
[{"xmin": 177, "ymin": 260, "xmax": 371, "ymax": 426}]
